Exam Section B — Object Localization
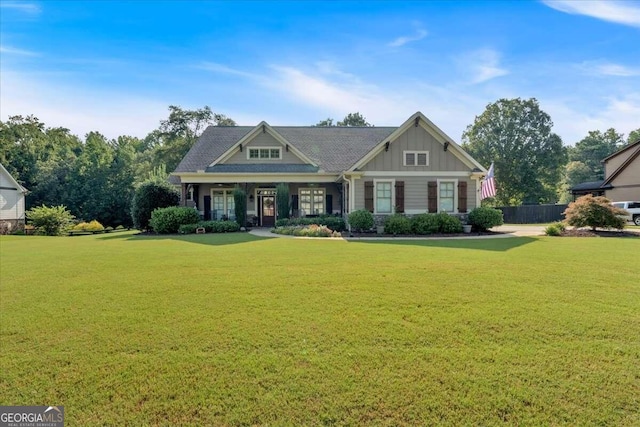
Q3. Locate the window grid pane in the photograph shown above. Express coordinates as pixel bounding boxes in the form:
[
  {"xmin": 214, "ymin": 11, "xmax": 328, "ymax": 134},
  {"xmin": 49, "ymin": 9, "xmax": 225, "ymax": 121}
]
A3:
[
  {"xmin": 270, "ymin": 149, "xmax": 280, "ymax": 159},
  {"xmin": 376, "ymin": 182, "xmax": 392, "ymax": 213},
  {"xmin": 417, "ymin": 153, "xmax": 427, "ymax": 165},
  {"xmin": 405, "ymin": 153, "xmax": 415, "ymax": 166},
  {"xmin": 440, "ymin": 182, "xmax": 454, "ymax": 212}
]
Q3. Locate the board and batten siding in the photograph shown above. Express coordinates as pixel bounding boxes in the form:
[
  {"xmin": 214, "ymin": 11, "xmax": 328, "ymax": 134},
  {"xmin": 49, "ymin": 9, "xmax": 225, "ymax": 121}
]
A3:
[
  {"xmin": 0, "ymin": 189, "xmax": 25, "ymax": 221},
  {"xmin": 224, "ymin": 132, "xmax": 306, "ymax": 164},
  {"xmin": 360, "ymin": 125, "xmax": 468, "ymax": 172},
  {"xmin": 353, "ymin": 176, "xmax": 477, "ymax": 213}
]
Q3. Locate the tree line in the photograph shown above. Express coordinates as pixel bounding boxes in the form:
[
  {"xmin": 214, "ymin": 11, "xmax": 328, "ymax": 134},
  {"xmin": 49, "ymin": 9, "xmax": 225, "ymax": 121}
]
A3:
[{"xmin": 2, "ymin": 101, "xmax": 638, "ymax": 227}]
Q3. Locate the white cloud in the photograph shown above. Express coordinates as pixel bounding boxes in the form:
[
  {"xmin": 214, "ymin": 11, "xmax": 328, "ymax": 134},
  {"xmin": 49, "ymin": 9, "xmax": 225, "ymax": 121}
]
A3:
[
  {"xmin": 388, "ymin": 27, "xmax": 428, "ymax": 47},
  {"xmin": 0, "ymin": 45, "xmax": 39, "ymax": 56},
  {"xmin": 196, "ymin": 62, "xmax": 261, "ymax": 80},
  {"xmin": 0, "ymin": 1, "xmax": 41, "ymax": 14},
  {"xmin": 542, "ymin": 0, "xmax": 640, "ymax": 28},
  {"xmin": 592, "ymin": 62, "xmax": 640, "ymax": 77},
  {"xmin": 458, "ymin": 49, "xmax": 509, "ymax": 84},
  {"xmin": 0, "ymin": 70, "xmax": 168, "ymax": 139}
]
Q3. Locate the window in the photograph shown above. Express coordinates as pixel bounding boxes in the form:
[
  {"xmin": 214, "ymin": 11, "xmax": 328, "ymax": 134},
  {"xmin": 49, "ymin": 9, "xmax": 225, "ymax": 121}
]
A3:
[
  {"xmin": 375, "ymin": 181, "xmax": 393, "ymax": 214},
  {"xmin": 212, "ymin": 190, "xmax": 235, "ymax": 220},
  {"xmin": 404, "ymin": 151, "xmax": 429, "ymax": 166},
  {"xmin": 186, "ymin": 186, "xmax": 194, "ymax": 201},
  {"xmin": 439, "ymin": 181, "xmax": 455, "ymax": 213},
  {"xmin": 247, "ymin": 147, "xmax": 281, "ymax": 160},
  {"xmin": 299, "ymin": 188, "xmax": 325, "ymax": 216}
]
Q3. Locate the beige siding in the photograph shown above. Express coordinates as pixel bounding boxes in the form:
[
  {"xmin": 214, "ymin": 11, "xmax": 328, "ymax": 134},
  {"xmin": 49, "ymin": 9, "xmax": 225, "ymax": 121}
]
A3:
[
  {"xmin": 361, "ymin": 125, "xmax": 469, "ymax": 172},
  {"xmin": 606, "ymin": 157, "xmax": 640, "ymax": 201},
  {"xmin": 604, "ymin": 149, "xmax": 635, "ymax": 179},
  {"xmin": 354, "ymin": 177, "xmax": 477, "ymax": 213},
  {"xmin": 224, "ymin": 132, "xmax": 306, "ymax": 164}
]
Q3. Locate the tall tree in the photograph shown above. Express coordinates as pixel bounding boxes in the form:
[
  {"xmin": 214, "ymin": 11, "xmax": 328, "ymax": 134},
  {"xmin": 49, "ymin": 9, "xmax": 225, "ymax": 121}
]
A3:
[
  {"xmin": 314, "ymin": 118, "xmax": 334, "ymax": 127},
  {"xmin": 337, "ymin": 112, "xmax": 371, "ymax": 127},
  {"xmin": 150, "ymin": 106, "xmax": 236, "ymax": 172},
  {"xmin": 627, "ymin": 128, "xmax": 640, "ymax": 144},
  {"xmin": 570, "ymin": 129, "xmax": 624, "ymax": 181},
  {"xmin": 462, "ymin": 98, "xmax": 567, "ymax": 205}
]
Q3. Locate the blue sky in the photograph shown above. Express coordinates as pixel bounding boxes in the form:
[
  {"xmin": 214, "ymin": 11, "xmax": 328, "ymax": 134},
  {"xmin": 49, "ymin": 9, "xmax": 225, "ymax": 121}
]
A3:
[{"xmin": 1, "ymin": 1, "xmax": 639, "ymax": 144}]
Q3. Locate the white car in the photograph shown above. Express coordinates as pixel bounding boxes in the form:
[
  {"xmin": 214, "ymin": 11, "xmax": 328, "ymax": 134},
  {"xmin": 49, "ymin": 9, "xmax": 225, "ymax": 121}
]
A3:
[{"xmin": 611, "ymin": 201, "xmax": 640, "ymax": 225}]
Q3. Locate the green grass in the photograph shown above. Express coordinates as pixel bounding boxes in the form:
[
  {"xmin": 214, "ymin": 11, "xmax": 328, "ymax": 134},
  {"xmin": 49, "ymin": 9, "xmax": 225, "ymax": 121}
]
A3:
[{"xmin": 1, "ymin": 232, "xmax": 639, "ymax": 426}]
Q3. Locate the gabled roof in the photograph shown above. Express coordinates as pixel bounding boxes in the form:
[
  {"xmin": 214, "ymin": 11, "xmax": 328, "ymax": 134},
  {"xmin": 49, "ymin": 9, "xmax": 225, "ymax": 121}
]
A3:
[
  {"xmin": 602, "ymin": 140, "xmax": 640, "ymax": 186},
  {"xmin": 173, "ymin": 125, "xmax": 396, "ymax": 174},
  {"xmin": 0, "ymin": 162, "xmax": 28, "ymax": 193},
  {"xmin": 347, "ymin": 112, "xmax": 487, "ymax": 173}
]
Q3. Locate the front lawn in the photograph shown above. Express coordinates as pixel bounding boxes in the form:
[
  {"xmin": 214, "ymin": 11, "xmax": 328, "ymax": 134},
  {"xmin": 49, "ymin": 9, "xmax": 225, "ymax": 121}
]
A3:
[{"xmin": 1, "ymin": 232, "xmax": 638, "ymax": 425}]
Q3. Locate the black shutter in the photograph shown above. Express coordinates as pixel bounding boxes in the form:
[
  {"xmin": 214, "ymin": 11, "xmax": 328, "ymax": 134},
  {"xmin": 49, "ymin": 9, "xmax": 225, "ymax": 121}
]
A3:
[
  {"xmin": 428, "ymin": 181, "xmax": 437, "ymax": 213},
  {"xmin": 326, "ymin": 194, "xmax": 333, "ymax": 214},
  {"xmin": 458, "ymin": 181, "xmax": 467, "ymax": 213},
  {"xmin": 365, "ymin": 181, "xmax": 374, "ymax": 212},
  {"xmin": 395, "ymin": 181, "xmax": 404, "ymax": 213},
  {"xmin": 204, "ymin": 195, "xmax": 211, "ymax": 220}
]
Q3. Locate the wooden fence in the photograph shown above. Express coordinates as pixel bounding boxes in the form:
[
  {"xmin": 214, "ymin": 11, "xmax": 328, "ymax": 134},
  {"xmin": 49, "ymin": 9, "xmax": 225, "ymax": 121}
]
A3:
[{"xmin": 497, "ymin": 204, "xmax": 568, "ymax": 224}]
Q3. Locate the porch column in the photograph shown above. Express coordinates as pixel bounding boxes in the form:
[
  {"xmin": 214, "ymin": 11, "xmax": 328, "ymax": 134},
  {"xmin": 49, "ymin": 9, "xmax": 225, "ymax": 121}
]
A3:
[{"xmin": 181, "ymin": 183, "xmax": 187, "ymax": 206}]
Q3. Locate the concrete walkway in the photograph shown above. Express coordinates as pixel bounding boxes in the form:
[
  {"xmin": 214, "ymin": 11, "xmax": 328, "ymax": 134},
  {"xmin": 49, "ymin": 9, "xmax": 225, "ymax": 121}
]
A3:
[{"xmin": 249, "ymin": 225, "xmax": 545, "ymax": 240}]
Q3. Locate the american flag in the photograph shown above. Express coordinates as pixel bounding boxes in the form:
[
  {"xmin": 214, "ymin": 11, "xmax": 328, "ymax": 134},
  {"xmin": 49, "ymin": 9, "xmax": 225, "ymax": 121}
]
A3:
[{"xmin": 481, "ymin": 163, "xmax": 497, "ymax": 199}]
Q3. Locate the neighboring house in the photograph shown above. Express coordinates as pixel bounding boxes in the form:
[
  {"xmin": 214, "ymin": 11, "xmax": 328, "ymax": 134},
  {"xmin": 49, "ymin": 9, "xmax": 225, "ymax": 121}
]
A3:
[
  {"xmin": 0, "ymin": 163, "xmax": 27, "ymax": 232},
  {"xmin": 171, "ymin": 112, "xmax": 487, "ymax": 227},
  {"xmin": 571, "ymin": 139, "xmax": 640, "ymax": 201}
]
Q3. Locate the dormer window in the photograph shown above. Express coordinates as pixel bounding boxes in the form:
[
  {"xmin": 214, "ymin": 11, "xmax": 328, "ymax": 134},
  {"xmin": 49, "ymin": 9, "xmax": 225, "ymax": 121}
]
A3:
[{"xmin": 248, "ymin": 147, "xmax": 281, "ymax": 160}]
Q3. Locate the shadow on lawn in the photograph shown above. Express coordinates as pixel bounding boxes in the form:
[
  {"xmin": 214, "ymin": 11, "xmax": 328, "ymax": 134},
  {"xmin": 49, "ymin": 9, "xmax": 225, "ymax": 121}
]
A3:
[
  {"xmin": 97, "ymin": 232, "xmax": 270, "ymax": 247},
  {"xmin": 354, "ymin": 236, "xmax": 537, "ymax": 252}
]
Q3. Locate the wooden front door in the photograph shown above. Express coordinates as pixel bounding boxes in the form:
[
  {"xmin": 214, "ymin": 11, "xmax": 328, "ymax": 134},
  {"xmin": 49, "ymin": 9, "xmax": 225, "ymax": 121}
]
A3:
[{"xmin": 261, "ymin": 196, "xmax": 275, "ymax": 227}]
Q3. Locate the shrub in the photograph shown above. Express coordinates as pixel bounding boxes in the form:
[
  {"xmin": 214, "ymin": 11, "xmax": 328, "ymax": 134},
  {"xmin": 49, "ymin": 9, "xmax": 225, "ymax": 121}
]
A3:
[
  {"xmin": 275, "ymin": 215, "xmax": 346, "ymax": 232},
  {"xmin": 384, "ymin": 214, "xmax": 412, "ymax": 235},
  {"xmin": 178, "ymin": 223, "xmax": 199, "ymax": 234},
  {"xmin": 131, "ymin": 179, "xmax": 180, "ymax": 231},
  {"xmin": 73, "ymin": 222, "xmax": 89, "ymax": 231},
  {"xmin": 105, "ymin": 226, "xmax": 114, "ymax": 232},
  {"xmin": 348, "ymin": 209, "xmax": 374, "ymax": 232},
  {"xmin": 563, "ymin": 195, "xmax": 626, "ymax": 231},
  {"xmin": 26, "ymin": 205, "xmax": 75, "ymax": 236},
  {"xmin": 149, "ymin": 206, "xmax": 201, "ymax": 234},
  {"xmin": 189, "ymin": 220, "xmax": 241, "ymax": 233},
  {"xmin": 115, "ymin": 225, "xmax": 125, "ymax": 230},
  {"xmin": 272, "ymin": 224, "xmax": 340, "ymax": 237},
  {"xmin": 85, "ymin": 220, "xmax": 105, "ymax": 232},
  {"xmin": 411, "ymin": 214, "xmax": 440, "ymax": 235},
  {"xmin": 545, "ymin": 222, "xmax": 566, "ymax": 236},
  {"xmin": 276, "ymin": 183, "xmax": 290, "ymax": 220},
  {"xmin": 436, "ymin": 212, "xmax": 463, "ymax": 233},
  {"xmin": 468, "ymin": 207, "xmax": 504, "ymax": 231},
  {"xmin": 233, "ymin": 187, "xmax": 246, "ymax": 228}
]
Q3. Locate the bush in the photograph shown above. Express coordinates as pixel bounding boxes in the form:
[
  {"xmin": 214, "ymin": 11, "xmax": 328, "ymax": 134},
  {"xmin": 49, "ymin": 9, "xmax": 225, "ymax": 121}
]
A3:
[
  {"xmin": 73, "ymin": 222, "xmax": 89, "ymax": 231},
  {"xmin": 468, "ymin": 207, "xmax": 504, "ymax": 231},
  {"xmin": 348, "ymin": 209, "xmax": 374, "ymax": 232},
  {"xmin": 178, "ymin": 223, "xmax": 200, "ymax": 234},
  {"xmin": 149, "ymin": 206, "xmax": 201, "ymax": 234},
  {"xmin": 272, "ymin": 224, "xmax": 341, "ymax": 238},
  {"xmin": 436, "ymin": 212, "xmax": 463, "ymax": 233},
  {"xmin": 276, "ymin": 183, "xmax": 290, "ymax": 220},
  {"xmin": 131, "ymin": 179, "xmax": 180, "ymax": 231},
  {"xmin": 26, "ymin": 205, "xmax": 75, "ymax": 236},
  {"xmin": 411, "ymin": 214, "xmax": 440, "ymax": 235},
  {"xmin": 275, "ymin": 215, "xmax": 346, "ymax": 232},
  {"xmin": 563, "ymin": 195, "xmax": 626, "ymax": 231},
  {"xmin": 233, "ymin": 187, "xmax": 247, "ymax": 228},
  {"xmin": 384, "ymin": 214, "xmax": 412, "ymax": 235},
  {"xmin": 545, "ymin": 222, "xmax": 566, "ymax": 236},
  {"xmin": 115, "ymin": 225, "xmax": 125, "ymax": 230},
  {"xmin": 85, "ymin": 220, "xmax": 105, "ymax": 232},
  {"xmin": 180, "ymin": 220, "xmax": 241, "ymax": 234}
]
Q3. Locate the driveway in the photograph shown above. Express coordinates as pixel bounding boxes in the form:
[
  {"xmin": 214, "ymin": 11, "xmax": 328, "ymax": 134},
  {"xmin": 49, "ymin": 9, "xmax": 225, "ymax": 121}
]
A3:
[{"xmin": 491, "ymin": 225, "xmax": 546, "ymax": 236}]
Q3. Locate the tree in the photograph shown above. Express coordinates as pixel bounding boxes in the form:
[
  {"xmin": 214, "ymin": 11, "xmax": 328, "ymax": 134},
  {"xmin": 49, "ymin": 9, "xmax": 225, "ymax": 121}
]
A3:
[
  {"xmin": 569, "ymin": 129, "xmax": 624, "ymax": 181},
  {"xmin": 627, "ymin": 128, "xmax": 640, "ymax": 144},
  {"xmin": 313, "ymin": 112, "xmax": 372, "ymax": 127},
  {"xmin": 337, "ymin": 112, "xmax": 371, "ymax": 127},
  {"xmin": 563, "ymin": 195, "xmax": 626, "ymax": 231},
  {"xmin": 556, "ymin": 161, "xmax": 594, "ymax": 203},
  {"xmin": 131, "ymin": 179, "xmax": 180, "ymax": 231},
  {"xmin": 462, "ymin": 98, "xmax": 567, "ymax": 205}
]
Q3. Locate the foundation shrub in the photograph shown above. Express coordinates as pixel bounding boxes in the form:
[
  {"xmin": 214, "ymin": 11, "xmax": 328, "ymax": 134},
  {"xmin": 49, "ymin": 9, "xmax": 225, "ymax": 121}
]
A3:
[
  {"xmin": 348, "ymin": 209, "xmax": 374, "ymax": 232},
  {"xmin": 411, "ymin": 214, "xmax": 440, "ymax": 235},
  {"xmin": 383, "ymin": 214, "xmax": 412, "ymax": 235},
  {"xmin": 149, "ymin": 206, "xmax": 201, "ymax": 234},
  {"xmin": 436, "ymin": 212, "xmax": 464, "ymax": 233},
  {"xmin": 468, "ymin": 207, "xmax": 504, "ymax": 231},
  {"xmin": 276, "ymin": 215, "xmax": 346, "ymax": 232}
]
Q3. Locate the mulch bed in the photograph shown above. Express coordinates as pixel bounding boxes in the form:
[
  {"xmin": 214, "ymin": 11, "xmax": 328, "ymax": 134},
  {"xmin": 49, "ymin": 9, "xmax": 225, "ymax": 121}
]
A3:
[
  {"xmin": 560, "ymin": 229, "xmax": 640, "ymax": 238},
  {"xmin": 342, "ymin": 231, "xmax": 505, "ymax": 238}
]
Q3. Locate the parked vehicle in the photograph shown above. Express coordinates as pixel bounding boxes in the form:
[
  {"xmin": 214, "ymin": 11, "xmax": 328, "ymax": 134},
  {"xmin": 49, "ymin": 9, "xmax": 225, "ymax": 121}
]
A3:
[{"xmin": 611, "ymin": 201, "xmax": 640, "ymax": 225}]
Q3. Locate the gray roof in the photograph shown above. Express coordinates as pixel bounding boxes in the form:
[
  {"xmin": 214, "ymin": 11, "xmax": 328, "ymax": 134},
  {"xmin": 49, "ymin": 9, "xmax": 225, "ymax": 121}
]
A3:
[
  {"xmin": 173, "ymin": 125, "xmax": 397, "ymax": 175},
  {"xmin": 205, "ymin": 164, "xmax": 319, "ymax": 173}
]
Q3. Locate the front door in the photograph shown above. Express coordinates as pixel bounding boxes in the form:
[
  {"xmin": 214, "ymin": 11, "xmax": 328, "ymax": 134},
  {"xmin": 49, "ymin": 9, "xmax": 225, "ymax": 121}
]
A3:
[{"xmin": 261, "ymin": 196, "xmax": 275, "ymax": 227}]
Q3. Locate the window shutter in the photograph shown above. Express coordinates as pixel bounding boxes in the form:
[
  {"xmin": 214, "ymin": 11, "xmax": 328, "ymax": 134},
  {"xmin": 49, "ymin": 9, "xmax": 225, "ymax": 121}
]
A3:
[
  {"xmin": 428, "ymin": 181, "xmax": 437, "ymax": 213},
  {"xmin": 364, "ymin": 181, "xmax": 374, "ymax": 212},
  {"xmin": 395, "ymin": 181, "xmax": 404, "ymax": 213},
  {"xmin": 458, "ymin": 181, "xmax": 468, "ymax": 213},
  {"xmin": 326, "ymin": 194, "xmax": 333, "ymax": 214}
]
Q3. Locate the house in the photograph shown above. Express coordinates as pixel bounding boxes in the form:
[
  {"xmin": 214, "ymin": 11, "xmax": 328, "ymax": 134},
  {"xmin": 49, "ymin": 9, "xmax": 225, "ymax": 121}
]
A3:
[
  {"xmin": 571, "ymin": 139, "xmax": 640, "ymax": 201},
  {"xmin": 0, "ymin": 163, "xmax": 27, "ymax": 233},
  {"xmin": 171, "ymin": 112, "xmax": 487, "ymax": 227}
]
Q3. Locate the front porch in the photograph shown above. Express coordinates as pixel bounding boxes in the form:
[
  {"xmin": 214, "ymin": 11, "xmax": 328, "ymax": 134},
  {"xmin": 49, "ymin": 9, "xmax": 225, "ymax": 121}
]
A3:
[{"xmin": 181, "ymin": 182, "xmax": 345, "ymax": 227}]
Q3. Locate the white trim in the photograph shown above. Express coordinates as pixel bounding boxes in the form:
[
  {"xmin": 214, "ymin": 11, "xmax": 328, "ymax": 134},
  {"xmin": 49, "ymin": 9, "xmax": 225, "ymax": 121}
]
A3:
[
  {"xmin": 176, "ymin": 173, "xmax": 339, "ymax": 184},
  {"xmin": 247, "ymin": 146, "xmax": 282, "ymax": 160},
  {"xmin": 212, "ymin": 122, "xmax": 317, "ymax": 167},
  {"xmin": 209, "ymin": 188, "xmax": 236, "ymax": 220},
  {"xmin": 348, "ymin": 112, "xmax": 486, "ymax": 173},
  {"xmin": 373, "ymin": 178, "xmax": 395, "ymax": 215},
  {"xmin": 362, "ymin": 171, "xmax": 471, "ymax": 177},
  {"xmin": 403, "ymin": 150, "xmax": 429, "ymax": 166},
  {"xmin": 298, "ymin": 187, "xmax": 326, "ymax": 216},
  {"xmin": 437, "ymin": 179, "xmax": 458, "ymax": 213},
  {"xmin": 474, "ymin": 176, "xmax": 482, "ymax": 209}
]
